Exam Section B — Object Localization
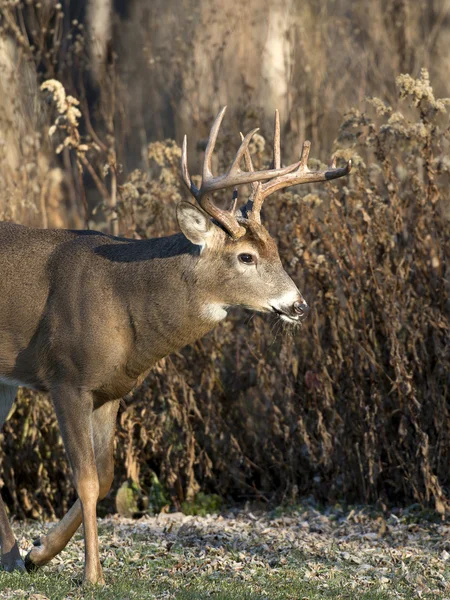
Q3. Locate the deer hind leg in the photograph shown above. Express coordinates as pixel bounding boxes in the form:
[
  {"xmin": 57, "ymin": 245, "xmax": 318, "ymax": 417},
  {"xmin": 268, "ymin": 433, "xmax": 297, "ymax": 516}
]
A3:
[
  {"xmin": 0, "ymin": 383, "xmax": 25, "ymax": 572},
  {"xmin": 25, "ymin": 399, "xmax": 119, "ymax": 577},
  {"xmin": 25, "ymin": 386, "xmax": 106, "ymax": 584}
]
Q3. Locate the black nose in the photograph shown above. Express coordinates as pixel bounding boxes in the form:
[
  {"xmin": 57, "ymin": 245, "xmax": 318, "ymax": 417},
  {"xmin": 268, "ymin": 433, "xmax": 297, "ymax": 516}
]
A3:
[{"xmin": 293, "ymin": 301, "xmax": 309, "ymax": 319}]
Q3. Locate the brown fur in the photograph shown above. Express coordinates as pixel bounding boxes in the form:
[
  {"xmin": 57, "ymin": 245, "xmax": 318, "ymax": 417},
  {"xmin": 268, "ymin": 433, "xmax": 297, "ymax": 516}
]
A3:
[{"xmin": 0, "ymin": 205, "xmax": 303, "ymax": 583}]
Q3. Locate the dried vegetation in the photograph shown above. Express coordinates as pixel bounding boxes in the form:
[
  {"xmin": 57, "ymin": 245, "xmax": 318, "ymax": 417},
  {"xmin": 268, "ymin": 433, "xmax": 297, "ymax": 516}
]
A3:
[{"xmin": 0, "ymin": 1, "xmax": 448, "ymax": 520}]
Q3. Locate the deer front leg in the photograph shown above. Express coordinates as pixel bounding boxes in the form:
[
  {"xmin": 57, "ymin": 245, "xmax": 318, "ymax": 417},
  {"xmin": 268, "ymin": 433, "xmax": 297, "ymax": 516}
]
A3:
[
  {"xmin": 49, "ymin": 386, "xmax": 104, "ymax": 585},
  {"xmin": 0, "ymin": 383, "xmax": 25, "ymax": 572},
  {"xmin": 0, "ymin": 495, "xmax": 25, "ymax": 572},
  {"xmin": 24, "ymin": 400, "xmax": 119, "ymax": 572}
]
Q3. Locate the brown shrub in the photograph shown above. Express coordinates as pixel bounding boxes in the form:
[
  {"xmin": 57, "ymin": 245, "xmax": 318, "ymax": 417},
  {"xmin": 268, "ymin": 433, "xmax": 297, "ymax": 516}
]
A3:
[{"xmin": 1, "ymin": 70, "xmax": 448, "ymax": 517}]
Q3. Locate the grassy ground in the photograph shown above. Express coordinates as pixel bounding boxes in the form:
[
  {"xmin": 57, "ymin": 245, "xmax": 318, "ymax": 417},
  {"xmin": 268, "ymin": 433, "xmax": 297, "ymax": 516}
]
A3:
[{"xmin": 0, "ymin": 505, "xmax": 449, "ymax": 599}]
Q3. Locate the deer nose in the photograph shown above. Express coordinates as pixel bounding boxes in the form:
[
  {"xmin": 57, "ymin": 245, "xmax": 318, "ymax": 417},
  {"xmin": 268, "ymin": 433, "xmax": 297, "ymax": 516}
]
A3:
[{"xmin": 293, "ymin": 301, "xmax": 309, "ymax": 319}]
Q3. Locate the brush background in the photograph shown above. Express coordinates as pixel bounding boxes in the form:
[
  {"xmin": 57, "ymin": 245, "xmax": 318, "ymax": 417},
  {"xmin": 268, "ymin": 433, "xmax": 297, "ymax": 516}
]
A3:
[{"xmin": 0, "ymin": 0, "xmax": 448, "ymax": 518}]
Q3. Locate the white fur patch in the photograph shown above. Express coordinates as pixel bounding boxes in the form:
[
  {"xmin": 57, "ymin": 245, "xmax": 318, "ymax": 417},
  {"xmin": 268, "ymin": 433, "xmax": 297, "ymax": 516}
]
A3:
[
  {"xmin": 270, "ymin": 290, "xmax": 303, "ymax": 312},
  {"xmin": 280, "ymin": 313, "xmax": 297, "ymax": 323},
  {"xmin": 203, "ymin": 304, "xmax": 228, "ymax": 322}
]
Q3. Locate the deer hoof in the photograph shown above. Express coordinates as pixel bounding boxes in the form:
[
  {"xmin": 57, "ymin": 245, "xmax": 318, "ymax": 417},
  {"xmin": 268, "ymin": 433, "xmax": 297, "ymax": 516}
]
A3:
[
  {"xmin": 24, "ymin": 550, "xmax": 40, "ymax": 573},
  {"xmin": 1, "ymin": 557, "xmax": 26, "ymax": 573},
  {"xmin": 1, "ymin": 547, "xmax": 26, "ymax": 573}
]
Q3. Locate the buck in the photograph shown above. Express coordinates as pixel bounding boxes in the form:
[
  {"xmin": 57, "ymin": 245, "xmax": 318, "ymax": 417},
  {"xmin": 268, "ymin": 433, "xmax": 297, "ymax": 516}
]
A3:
[{"xmin": 0, "ymin": 107, "xmax": 350, "ymax": 584}]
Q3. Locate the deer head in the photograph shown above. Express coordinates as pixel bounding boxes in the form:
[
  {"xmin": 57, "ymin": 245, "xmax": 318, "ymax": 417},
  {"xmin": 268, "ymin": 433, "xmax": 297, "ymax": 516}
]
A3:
[{"xmin": 178, "ymin": 107, "xmax": 351, "ymax": 324}]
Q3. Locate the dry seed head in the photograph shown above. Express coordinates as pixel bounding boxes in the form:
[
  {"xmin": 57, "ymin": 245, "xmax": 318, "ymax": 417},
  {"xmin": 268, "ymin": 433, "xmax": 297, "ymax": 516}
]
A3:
[
  {"xmin": 41, "ymin": 79, "xmax": 67, "ymax": 114},
  {"xmin": 248, "ymin": 132, "xmax": 265, "ymax": 155},
  {"xmin": 148, "ymin": 140, "xmax": 181, "ymax": 168},
  {"xmin": 366, "ymin": 97, "xmax": 392, "ymax": 116},
  {"xmin": 396, "ymin": 68, "xmax": 450, "ymax": 112},
  {"xmin": 41, "ymin": 79, "xmax": 86, "ymax": 157}
]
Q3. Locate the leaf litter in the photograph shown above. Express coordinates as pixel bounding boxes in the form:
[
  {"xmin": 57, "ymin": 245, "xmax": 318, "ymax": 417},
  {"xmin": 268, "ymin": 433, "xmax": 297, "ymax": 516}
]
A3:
[{"xmin": 1, "ymin": 505, "xmax": 450, "ymax": 599}]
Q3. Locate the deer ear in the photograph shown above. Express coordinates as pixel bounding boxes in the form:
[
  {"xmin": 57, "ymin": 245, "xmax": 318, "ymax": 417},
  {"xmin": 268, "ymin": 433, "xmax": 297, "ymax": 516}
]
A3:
[{"xmin": 177, "ymin": 202, "xmax": 215, "ymax": 246}]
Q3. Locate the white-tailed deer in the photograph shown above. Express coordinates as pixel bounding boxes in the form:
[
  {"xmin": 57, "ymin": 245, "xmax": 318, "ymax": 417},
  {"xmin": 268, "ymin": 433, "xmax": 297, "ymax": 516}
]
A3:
[{"xmin": 0, "ymin": 107, "xmax": 350, "ymax": 584}]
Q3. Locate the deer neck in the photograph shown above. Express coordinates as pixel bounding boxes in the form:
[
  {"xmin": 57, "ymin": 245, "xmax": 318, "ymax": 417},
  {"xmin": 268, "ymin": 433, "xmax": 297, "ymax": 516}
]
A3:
[{"xmin": 116, "ymin": 233, "xmax": 226, "ymax": 369}]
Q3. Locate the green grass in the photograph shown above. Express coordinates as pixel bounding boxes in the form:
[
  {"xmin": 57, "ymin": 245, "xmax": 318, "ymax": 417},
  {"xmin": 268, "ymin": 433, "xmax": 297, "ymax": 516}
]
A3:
[{"xmin": 0, "ymin": 563, "xmax": 427, "ymax": 600}]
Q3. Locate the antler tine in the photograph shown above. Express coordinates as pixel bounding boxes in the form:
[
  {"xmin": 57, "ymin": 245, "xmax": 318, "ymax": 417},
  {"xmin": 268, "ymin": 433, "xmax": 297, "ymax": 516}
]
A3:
[
  {"xmin": 248, "ymin": 109, "xmax": 285, "ymax": 223},
  {"xmin": 230, "ymin": 188, "xmax": 239, "ymax": 213},
  {"xmin": 273, "ymin": 109, "xmax": 281, "ymax": 169},
  {"xmin": 228, "ymin": 128, "xmax": 259, "ymax": 174},
  {"xmin": 180, "ymin": 108, "xmax": 245, "ymax": 239},
  {"xmin": 239, "ymin": 131, "xmax": 259, "ymax": 195},
  {"xmin": 198, "ymin": 112, "xmax": 299, "ymax": 197},
  {"xmin": 249, "ymin": 109, "xmax": 283, "ymax": 222},
  {"xmin": 239, "ymin": 131, "xmax": 263, "ymax": 221},
  {"xmin": 203, "ymin": 106, "xmax": 228, "ymax": 180},
  {"xmin": 256, "ymin": 154, "xmax": 352, "ymax": 202},
  {"xmin": 239, "ymin": 132, "xmax": 254, "ymax": 172},
  {"xmin": 247, "ymin": 118, "xmax": 351, "ymax": 217},
  {"xmin": 181, "ymin": 135, "xmax": 200, "ymax": 198},
  {"xmin": 298, "ymin": 140, "xmax": 311, "ymax": 170}
]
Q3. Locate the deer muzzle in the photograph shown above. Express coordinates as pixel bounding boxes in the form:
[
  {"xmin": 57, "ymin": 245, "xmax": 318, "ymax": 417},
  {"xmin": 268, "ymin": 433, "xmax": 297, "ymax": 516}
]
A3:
[
  {"xmin": 271, "ymin": 297, "xmax": 309, "ymax": 323},
  {"xmin": 293, "ymin": 301, "xmax": 310, "ymax": 319}
]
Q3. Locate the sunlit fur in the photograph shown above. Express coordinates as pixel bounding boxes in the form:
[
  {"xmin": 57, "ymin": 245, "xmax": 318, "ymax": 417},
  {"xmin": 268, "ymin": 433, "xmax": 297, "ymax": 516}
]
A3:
[{"xmin": 0, "ymin": 205, "xmax": 305, "ymax": 580}]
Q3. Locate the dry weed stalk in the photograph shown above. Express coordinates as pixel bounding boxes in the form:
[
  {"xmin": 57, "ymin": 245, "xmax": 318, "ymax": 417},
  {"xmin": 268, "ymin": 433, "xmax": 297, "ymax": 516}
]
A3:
[{"xmin": 41, "ymin": 77, "xmax": 121, "ymax": 232}]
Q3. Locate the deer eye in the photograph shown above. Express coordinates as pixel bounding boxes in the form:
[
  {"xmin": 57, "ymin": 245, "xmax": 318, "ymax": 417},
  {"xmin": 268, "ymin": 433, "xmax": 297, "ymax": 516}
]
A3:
[{"xmin": 238, "ymin": 253, "xmax": 256, "ymax": 265}]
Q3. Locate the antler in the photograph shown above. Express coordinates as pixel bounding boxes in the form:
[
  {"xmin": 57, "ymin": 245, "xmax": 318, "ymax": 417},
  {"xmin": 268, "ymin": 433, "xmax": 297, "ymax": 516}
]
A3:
[
  {"xmin": 241, "ymin": 110, "xmax": 352, "ymax": 223},
  {"xmin": 181, "ymin": 107, "xmax": 352, "ymax": 237},
  {"xmin": 181, "ymin": 106, "xmax": 300, "ymax": 239}
]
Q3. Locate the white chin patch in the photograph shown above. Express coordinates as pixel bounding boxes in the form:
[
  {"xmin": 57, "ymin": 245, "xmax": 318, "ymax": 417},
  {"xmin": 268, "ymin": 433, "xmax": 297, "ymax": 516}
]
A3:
[
  {"xmin": 203, "ymin": 304, "xmax": 227, "ymax": 322},
  {"xmin": 280, "ymin": 314, "xmax": 298, "ymax": 323}
]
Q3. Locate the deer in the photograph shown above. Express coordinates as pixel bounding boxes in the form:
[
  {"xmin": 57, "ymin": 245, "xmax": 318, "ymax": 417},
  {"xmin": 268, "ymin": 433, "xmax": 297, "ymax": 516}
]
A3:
[{"xmin": 0, "ymin": 106, "xmax": 350, "ymax": 584}]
